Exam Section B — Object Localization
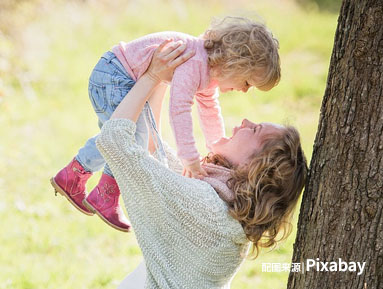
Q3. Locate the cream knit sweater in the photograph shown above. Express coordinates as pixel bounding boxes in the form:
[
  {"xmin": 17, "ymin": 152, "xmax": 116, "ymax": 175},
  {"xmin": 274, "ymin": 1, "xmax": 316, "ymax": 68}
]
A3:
[{"xmin": 96, "ymin": 118, "xmax": 250, "ymax": 289}]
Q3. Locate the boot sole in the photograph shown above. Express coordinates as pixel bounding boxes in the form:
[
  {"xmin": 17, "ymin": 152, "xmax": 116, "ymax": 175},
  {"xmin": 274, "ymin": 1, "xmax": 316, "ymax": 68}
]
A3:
[
  {"xmin": 82, "ymin": 199, "xmax": 131, "ymax": 233},
  {"xmin": 50, "ymin": 177, "xmax": 94, "ymax": 216}
]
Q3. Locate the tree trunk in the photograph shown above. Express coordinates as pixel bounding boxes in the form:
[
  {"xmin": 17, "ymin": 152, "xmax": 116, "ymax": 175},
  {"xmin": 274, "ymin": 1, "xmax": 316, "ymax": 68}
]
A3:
[{"xmin": 287, "ymin": 1, "xmax": 383, "ymax": 288}]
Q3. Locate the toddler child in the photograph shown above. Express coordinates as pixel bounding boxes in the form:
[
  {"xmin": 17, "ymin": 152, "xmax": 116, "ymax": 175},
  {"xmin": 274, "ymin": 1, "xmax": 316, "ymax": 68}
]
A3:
[{"xmin": 51, "ymin": 16, "xmax": 281, "ymax": 232}]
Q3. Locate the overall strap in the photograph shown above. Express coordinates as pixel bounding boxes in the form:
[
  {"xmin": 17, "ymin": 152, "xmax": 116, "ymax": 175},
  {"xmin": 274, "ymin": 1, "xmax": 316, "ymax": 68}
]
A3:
[{"xmin": 143, "ymin": 102, "xmax": 169, "ymax": 168}]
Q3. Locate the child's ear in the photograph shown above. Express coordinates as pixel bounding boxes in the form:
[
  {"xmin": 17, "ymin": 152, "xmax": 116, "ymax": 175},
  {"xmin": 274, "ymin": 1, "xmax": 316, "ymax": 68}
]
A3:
[{"xmin": 210, "ymin": 65, "xmax": 222, "ymax": 78}]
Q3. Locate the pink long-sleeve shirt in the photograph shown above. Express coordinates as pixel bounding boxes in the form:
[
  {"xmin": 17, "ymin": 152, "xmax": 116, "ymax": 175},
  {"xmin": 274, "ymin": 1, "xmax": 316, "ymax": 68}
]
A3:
[{"xmin": 112, "ymin": 31, "xmax": 225, "ymax": 164}]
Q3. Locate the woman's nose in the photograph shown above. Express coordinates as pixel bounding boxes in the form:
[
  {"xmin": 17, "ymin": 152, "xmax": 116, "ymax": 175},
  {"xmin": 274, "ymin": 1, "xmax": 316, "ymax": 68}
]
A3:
[
  {"xmin": 242, "ymin": 118, "xmax": 255, "ymax": 128},
  {"xmin": 242, "ymin": 86, "xmax": 249, "ymax": 93},
  {"xmin": 242, "ymin": 119, "xmax": 250, "ymax": 127}
]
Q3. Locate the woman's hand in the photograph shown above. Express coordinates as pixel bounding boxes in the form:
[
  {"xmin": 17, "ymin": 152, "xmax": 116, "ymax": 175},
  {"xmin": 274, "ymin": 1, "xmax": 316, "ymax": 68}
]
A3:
[{"xmin": 146, "ymin": 39, "xmax": 195, "ymax": 83}]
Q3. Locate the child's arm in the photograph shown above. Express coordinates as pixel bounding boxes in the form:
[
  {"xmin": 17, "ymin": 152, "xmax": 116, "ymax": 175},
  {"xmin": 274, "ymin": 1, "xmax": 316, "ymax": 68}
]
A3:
[
  {"xmin": 169, "ymin": 60, "xmax": 208, "ymax": 179},
  {"xmin": 195, "ymin": 89, "xmax": 225, "ymax": 152}
]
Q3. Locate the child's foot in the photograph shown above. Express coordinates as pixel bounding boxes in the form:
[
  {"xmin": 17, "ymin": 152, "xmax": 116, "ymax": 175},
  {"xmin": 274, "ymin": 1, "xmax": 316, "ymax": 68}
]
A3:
[
  {"xmin": 83, "ymin": 173, "xmax": 131, "ymax": 232},
  {"xmin": 51, "ymin": 158, "xmax": 94, "ymax": 216}
]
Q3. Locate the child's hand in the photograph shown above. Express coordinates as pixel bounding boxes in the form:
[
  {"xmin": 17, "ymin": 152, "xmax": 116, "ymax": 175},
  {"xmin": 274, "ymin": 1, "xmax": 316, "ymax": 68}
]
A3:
[{"xmin": 182, "ymin": 160, "xmax": 208, "ymax": 179}]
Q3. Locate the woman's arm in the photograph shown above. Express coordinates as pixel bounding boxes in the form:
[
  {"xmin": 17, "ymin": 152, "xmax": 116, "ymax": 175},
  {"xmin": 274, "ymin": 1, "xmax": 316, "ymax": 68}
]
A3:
[
  {"xmin": 111, "ymin": 73, "xmax": 159, "ymax": 121},
  {"xmin": 147, "ymin": 82, "xmax": 167, "ymax": 154}
]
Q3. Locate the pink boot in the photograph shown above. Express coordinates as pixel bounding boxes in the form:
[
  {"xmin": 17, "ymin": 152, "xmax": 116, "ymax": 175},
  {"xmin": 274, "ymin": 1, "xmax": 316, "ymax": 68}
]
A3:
[
  {"xmin": 83, "ymin": 173, "xmax": 131, "ymax": 232},
  {"xmin": 50, "ymin": 158, "xmax": 94, "ymax": 216}
]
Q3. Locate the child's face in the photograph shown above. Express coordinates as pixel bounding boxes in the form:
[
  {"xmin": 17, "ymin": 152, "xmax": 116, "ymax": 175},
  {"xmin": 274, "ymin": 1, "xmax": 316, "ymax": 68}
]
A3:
[{"xmin": 214, "ymin": 75, "xmax": 254, "ymax": 93}]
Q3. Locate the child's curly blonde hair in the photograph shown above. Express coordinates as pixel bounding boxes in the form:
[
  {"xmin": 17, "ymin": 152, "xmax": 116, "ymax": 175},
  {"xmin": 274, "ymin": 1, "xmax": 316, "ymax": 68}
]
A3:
[{"xmin": 203, "ymin": 16, "xmax": 281, "ymax": 91}]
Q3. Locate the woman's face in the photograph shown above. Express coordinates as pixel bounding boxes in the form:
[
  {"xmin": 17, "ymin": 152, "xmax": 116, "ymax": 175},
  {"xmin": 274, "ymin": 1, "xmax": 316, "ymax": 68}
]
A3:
[{"xmin": 211, "ymin": 119, "xmax": 284, "ymax": 166}]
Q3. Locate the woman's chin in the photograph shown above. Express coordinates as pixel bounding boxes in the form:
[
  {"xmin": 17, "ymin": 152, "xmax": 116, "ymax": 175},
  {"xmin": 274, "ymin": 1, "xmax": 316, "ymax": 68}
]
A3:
[
  {"xmin": 211, "ymin": 137, "xmax": 230, "ymax": 153},
  {"xmin": 215, "ymin": 137, "xmax": 230, "ymax": 144}
]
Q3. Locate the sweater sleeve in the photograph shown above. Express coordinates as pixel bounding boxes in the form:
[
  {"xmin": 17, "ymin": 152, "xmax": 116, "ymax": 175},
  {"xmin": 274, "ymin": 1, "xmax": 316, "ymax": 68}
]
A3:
[
  {"xmin": 96, "ymin": 118, "xmax": 225, "ymax": 237},
  {"xmin": 96, "ymin": 119, "xmax": 250, "ymax": 288},
  {"xmin": 153, "ymin": 142, "xmax": 183, "ymax": 175},
  {"xmin": 169, "ymin": 60, "xmax": 201, "ymax": 165},
  {"xmin": 195, "ymin": 88, "xmax": 225, "ymax": 151}
]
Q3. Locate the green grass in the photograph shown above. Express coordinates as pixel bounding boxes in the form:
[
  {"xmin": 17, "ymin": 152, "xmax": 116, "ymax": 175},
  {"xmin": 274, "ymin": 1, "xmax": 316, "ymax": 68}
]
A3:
[{"xmin": 0, "ymin": 0, "xmax": 338, "ymax": 288}]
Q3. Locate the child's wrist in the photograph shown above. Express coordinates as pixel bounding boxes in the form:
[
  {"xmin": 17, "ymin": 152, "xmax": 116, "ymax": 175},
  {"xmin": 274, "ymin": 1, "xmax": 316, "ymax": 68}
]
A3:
[{"xmin": 181, "ymin": 157, "xmax": 201, "ymax": 167}]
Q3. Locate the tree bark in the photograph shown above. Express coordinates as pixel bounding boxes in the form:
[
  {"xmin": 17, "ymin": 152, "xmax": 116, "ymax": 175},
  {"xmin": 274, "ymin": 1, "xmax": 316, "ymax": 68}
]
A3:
[{"xmin": 287, "ymin": 1, "xmax": 383, "ymax": 288}]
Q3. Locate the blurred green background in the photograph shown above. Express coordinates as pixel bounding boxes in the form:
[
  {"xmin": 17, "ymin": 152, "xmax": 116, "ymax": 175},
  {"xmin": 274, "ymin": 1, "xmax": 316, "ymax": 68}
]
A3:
[{"xmin": 0, "ymin": 0, "xmax": 340, "ymax": 288}]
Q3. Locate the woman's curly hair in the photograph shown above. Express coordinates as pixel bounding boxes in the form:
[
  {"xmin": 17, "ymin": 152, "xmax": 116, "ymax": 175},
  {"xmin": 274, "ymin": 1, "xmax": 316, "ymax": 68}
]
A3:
[
  {"xmin": 204, "ymin": 126, "xmax": 307, "ymax": 259},
  {"xmin": 203, "ymin": 16, "xmax": 281, "ymax": 91}
]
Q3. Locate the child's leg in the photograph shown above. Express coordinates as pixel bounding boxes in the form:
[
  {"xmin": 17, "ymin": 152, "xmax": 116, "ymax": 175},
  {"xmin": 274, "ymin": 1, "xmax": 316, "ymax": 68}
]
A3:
[
  {"xmin": 52, "ymin": 51, "xmax": 139, "ymax": 224},
  {"xmin": 75, "ymin": 52, "xmax": 137, "ymax": 174},
  {"xmin": 81, "ymin": 51, "xmax": 151, "ymax": 232},
  {"xmin": 84, "ymin": 113, "xmax": 148, "ymax": 232},
  {"xmin": 76, "ymin": 134, "xmax": 105, "ymax": 173}
]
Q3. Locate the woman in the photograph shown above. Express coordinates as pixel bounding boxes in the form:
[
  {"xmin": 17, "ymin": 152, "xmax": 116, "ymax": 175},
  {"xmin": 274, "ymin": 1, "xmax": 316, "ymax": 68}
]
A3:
[{"xmin": 97, "ymin": 41, "xmax": 307, "ymax": 288}]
